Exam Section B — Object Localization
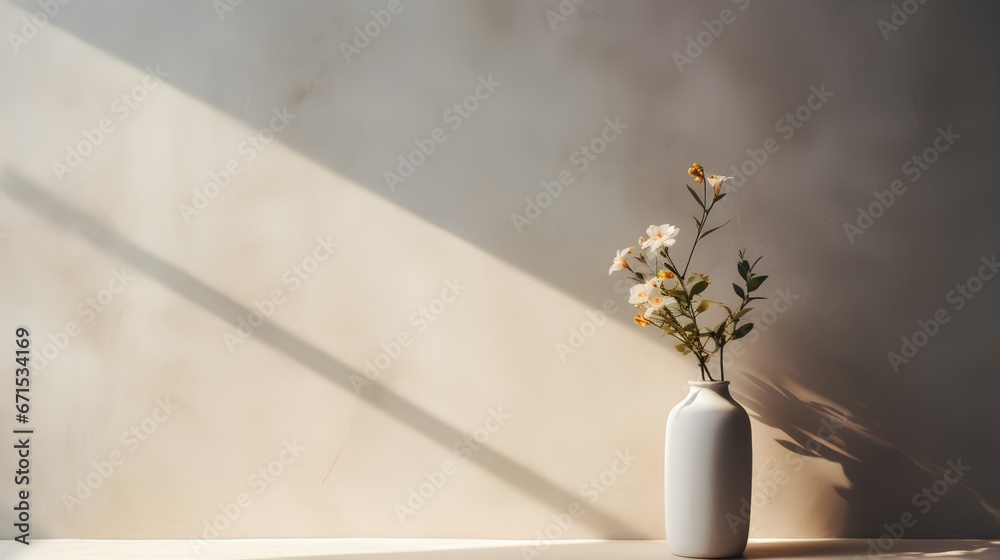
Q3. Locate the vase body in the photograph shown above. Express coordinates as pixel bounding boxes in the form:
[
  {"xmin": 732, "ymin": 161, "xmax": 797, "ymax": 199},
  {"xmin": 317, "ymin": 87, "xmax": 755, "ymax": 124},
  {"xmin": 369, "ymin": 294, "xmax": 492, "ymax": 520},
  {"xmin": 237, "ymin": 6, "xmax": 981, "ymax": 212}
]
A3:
[{"xmin": 664, "ymin": 381, "xmax": 752, "ymax": 558}]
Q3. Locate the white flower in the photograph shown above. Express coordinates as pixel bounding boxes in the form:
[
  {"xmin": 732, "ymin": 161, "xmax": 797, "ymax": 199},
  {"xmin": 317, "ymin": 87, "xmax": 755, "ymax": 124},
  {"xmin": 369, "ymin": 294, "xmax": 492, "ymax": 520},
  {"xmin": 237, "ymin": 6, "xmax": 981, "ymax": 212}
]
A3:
[
  {"xmin": 608, "ymin": 246, "xmax": 634, "ymax": 275},
  {"xmin": 641, "ymin": 224, "xmax": 680, "ymax": 251},
  {"xmin": 644, "ymin": 294, "xmax": 677, "ymax": 318},
  {"xmin": 708, "ymin": 175, "xmax": 733, "ymax": 197},
  {"xmin": 628, "ymin": 279, "xmax": 659, "ymax": 306}
]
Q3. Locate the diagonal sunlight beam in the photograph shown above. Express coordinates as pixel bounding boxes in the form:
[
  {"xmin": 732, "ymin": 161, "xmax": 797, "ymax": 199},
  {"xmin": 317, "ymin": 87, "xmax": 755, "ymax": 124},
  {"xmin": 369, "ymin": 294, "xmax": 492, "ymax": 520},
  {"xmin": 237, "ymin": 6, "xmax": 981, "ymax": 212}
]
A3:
[
  {"xmin": 1, "ymin": 173, "xmax": 634, "ymax": 535},
  {"xmin": 8, "ymin": 0, "xmax": 644, "ymax": 332}
]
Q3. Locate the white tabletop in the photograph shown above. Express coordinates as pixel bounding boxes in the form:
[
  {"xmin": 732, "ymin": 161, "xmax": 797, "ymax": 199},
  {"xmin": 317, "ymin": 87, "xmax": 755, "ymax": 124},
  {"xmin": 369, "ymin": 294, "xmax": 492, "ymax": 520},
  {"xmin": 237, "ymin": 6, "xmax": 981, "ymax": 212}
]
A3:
[{"xmin": 2, "ymin": 538, "xmax": 998, "ymax": 559}]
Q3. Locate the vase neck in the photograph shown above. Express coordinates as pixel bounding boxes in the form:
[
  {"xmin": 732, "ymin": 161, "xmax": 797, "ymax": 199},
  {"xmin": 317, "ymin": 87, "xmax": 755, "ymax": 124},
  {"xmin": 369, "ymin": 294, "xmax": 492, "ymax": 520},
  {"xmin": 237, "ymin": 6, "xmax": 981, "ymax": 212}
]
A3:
[{"xmin": 688, "ymin": 380, "xmax": 732, "ymax": 398}]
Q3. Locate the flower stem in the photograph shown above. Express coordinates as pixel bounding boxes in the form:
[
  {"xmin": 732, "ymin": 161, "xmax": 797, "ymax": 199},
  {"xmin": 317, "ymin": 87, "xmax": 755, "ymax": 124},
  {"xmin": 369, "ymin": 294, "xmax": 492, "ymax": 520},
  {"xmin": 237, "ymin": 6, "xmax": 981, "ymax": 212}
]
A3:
[
  {"xmin": 682, "ymin": 191, "xmax": 715, "ymax": 279},
  {"xmin": 719, "ymin": 343, "xmax": 726, "ymax": 382},
  {"xmin": 665, "ymin": 251, "xmax": 707, "ymax": 358}
]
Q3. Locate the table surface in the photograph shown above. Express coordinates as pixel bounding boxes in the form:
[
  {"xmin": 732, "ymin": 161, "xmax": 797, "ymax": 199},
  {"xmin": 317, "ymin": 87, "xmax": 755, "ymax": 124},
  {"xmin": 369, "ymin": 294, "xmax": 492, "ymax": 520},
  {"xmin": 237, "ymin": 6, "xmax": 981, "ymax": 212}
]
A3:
[{"xmin": 1, "ymin": 538, "xmax": 998, "ymax": 559}]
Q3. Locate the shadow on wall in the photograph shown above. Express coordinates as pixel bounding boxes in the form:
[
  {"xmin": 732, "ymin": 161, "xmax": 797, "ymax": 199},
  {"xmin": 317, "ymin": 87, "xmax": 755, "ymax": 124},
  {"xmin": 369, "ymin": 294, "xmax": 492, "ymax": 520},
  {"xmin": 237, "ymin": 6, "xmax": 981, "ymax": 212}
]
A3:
[
  {"xmin": 736, "ymin": 371, "xmax": 1000, "ymax": 538},
  {"xmin": 0, "ymin": 173, "xmax": 634, "ymax": 537}
]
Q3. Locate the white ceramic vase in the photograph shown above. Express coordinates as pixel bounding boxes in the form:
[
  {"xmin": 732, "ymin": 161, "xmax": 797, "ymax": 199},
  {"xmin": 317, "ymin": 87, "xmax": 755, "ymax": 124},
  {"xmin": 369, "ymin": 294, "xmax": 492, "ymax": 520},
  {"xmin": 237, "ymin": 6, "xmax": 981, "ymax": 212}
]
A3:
[{"xmin": 664, "ymin": 380, "xmax": 752, "ymax": 558}]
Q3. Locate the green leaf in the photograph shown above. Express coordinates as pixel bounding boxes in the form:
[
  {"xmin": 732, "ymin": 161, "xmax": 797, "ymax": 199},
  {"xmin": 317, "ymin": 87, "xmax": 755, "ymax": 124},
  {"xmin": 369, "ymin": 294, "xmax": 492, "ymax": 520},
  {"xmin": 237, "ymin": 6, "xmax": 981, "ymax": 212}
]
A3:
[
  {"xmin": 733, "ymin": 283, "xmax": 745, "ymax": 299},
  {"xmin": 695, "ymin": 300, "xmax": 710, "ymax": 313},
  {"xmin": 687, "ymin": 185, "xmax": 705, "ymax": 210},
  {"xmin": 732, "ymin": 323, "xmax": 754, "ymax": 340},
  {"xmin": 714, "ymin": 192, "xmax": 727, "ymax": 203},
  {"xmin": 689, "ymin": 281, "xmax": 709, "ymax": 297},
  {"xmin": 692, "ymin": 215, "xmax": 703, "ymax": 229},
  {"xmin": 747, "ymin": 296, "xmax": 768, "ymax": 302},
  {"xmin": 732, "ymin": 308, "xmax": 753, "ymax": 320},
  {"xmin": 665, "ymin": 289, "xmax": 687, "ymax": 301},
  {"xmin": 674, "ymin": 343, "xmax": 692, "ymax": 355},
  {"xmin": 700, "ymin": 220, "xmax": 730, "ymax": 240},
  {"xmin": 737, "ymin": 261, "xmax": 748, "ymax": 281},
  {"xmin": 747, "ymin": 275, "xmax": 768, "ymax": 292},
  {"xmin": 701, "ymin": 299, "xmax": 736, "ymax": 315}
]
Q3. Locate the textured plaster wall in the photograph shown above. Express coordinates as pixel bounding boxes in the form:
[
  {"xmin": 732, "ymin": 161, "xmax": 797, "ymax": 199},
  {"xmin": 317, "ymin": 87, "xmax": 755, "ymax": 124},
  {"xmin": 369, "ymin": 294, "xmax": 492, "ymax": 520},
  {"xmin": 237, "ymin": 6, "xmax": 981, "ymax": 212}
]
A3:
[{"xmin": 1, "ymin": 0, "xmax": 998, "ymax": 540}]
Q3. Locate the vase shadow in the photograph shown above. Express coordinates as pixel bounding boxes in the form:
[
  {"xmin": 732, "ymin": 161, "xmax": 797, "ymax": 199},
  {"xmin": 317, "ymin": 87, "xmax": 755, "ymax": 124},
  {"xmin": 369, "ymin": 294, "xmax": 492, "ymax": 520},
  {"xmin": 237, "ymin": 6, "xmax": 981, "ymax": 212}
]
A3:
[
  {"xmin": 731, "ymin": 369, "xmax": 1000, "ymax": 539},
  {"xmin": 743, "ymin": 539, "xmax": 1000, "ymax": 559}
]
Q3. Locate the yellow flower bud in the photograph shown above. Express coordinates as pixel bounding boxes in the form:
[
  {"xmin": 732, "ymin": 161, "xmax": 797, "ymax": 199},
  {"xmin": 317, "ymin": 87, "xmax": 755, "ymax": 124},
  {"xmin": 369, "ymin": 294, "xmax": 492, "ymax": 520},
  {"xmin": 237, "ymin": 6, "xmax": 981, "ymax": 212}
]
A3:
[{"xmin": 687, "ymin": 162, "xmax": 705, "ymax": 184}]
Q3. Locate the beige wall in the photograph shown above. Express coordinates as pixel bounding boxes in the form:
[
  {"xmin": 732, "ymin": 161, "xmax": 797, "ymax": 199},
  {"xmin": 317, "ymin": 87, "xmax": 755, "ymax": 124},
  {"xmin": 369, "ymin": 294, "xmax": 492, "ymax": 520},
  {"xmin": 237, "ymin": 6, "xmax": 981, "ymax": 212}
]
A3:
[{"xmin": 1, "ymin": 0, "xmax": 998, "ymax": 541}]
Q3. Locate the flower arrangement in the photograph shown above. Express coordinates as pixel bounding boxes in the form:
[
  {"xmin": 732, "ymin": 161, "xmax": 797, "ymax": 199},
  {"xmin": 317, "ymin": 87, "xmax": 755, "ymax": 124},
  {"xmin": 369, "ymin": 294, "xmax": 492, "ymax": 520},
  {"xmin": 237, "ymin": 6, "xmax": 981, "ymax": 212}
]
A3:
[{"xmin": 609, "ymin": 163, "xmax": 768, "ymax": 381}]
